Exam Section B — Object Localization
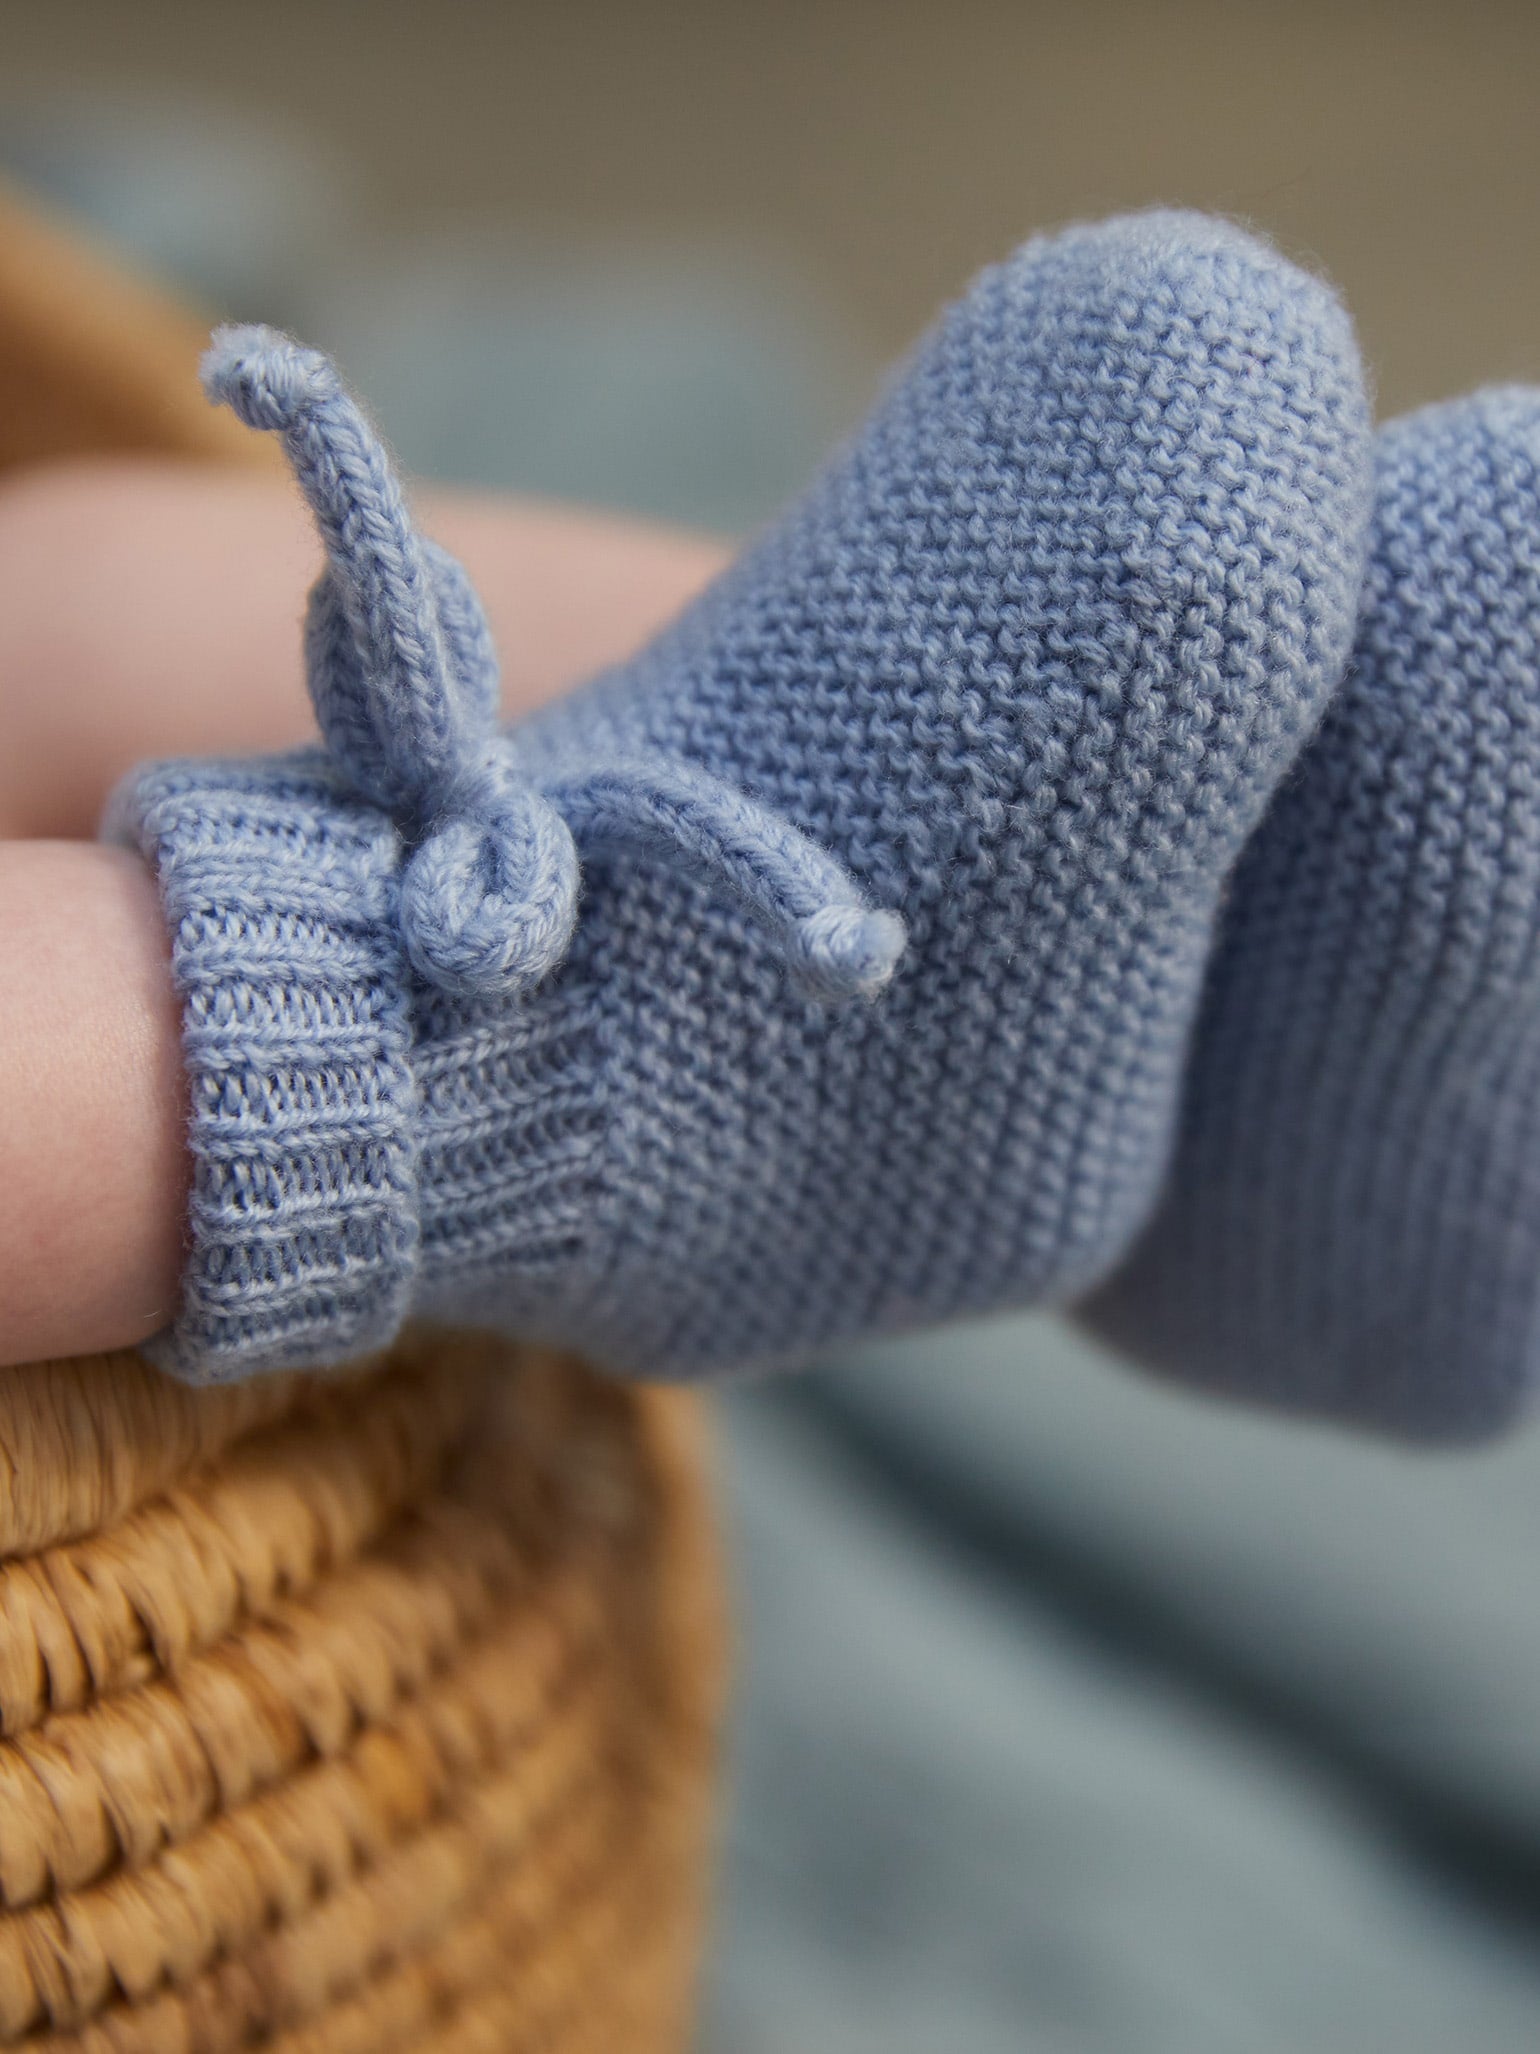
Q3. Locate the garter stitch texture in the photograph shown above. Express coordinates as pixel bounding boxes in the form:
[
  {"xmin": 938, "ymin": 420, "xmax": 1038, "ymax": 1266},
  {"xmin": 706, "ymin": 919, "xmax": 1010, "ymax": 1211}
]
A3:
[
  {"xmin": 112, "ymin": 210, "xmax": 1372, "ymax": 1385},
  {"xmin": 1085, "ymin": 391, "xmax": 1540, "ymax": 1440}
]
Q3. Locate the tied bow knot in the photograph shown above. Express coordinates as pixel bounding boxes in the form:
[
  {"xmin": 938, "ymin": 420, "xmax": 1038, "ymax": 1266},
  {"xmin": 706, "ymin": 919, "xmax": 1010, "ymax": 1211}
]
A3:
[
  {"xmin": 202, "ymin": 324, "xmax": 905, "ymax": 1005},
  {"xmin": 210, "ymin": 326, "xmax": 578, "ymax": 999}
]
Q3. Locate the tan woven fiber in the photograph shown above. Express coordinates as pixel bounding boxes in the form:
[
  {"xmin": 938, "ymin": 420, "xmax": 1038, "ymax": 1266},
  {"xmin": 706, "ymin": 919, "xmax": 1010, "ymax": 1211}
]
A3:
[{"xmin": 0, "ymin": 1331, "xmax": 726, "ymax": 2053}]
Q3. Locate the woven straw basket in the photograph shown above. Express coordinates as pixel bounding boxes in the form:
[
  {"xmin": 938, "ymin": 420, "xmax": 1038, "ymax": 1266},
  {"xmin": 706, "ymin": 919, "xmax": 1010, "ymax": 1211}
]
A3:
[{"xmin": 0, "ymin": 185, "xmax": 727, "ymax": 2051}]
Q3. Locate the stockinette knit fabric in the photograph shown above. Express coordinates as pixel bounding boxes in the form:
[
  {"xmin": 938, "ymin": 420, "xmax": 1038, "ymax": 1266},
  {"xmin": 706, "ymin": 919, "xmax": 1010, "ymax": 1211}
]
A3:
[
  {"xmin": 1085, "ymin": 390, "xmax": 1540, "ymax": 1440},
  {"xmin": 110, "ymin": 209, "xmax": 1371, "ymax": 1386}
]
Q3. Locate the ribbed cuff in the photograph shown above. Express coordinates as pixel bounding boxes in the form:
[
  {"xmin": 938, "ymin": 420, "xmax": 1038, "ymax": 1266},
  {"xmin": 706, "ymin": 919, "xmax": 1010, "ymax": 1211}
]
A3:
[{"xmin": 107, "ymin": 751, "xmax": 422, "ymax": 1383}]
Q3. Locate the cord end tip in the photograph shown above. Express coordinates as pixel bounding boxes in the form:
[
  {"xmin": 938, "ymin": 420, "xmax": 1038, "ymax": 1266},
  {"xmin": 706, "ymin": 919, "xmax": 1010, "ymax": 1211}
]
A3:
[
  {"xmin": 202, "ymin": 324, "xmax": 340, "ymax": 433},
  {"xmin": 792, "ymin": 905, "xmax": 906, "ymax": 1001}
]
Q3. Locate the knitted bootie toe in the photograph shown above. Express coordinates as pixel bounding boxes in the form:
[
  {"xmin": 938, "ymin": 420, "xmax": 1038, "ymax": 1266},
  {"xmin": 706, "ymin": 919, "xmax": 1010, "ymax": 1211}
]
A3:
[
  {"xmin": 1085, "ymin": 391, "xmax": 1540, "ymax": 1439},
  {"xmin": 113, "ymin": 210, "xmax": 1371, "ymax": 1384}
]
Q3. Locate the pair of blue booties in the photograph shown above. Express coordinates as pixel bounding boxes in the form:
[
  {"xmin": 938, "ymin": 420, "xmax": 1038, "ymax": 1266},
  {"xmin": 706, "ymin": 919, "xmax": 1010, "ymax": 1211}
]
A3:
[{"xmin": 115, "ymin": 210, "xmax": 1540, "ymax": 1440}]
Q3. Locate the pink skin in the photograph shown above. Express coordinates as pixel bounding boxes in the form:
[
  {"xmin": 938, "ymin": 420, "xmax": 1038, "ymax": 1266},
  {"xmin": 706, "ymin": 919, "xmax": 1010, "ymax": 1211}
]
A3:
[{"xmin": 0, "ymin": 459, "xmax": 726, "ymax": 1367}]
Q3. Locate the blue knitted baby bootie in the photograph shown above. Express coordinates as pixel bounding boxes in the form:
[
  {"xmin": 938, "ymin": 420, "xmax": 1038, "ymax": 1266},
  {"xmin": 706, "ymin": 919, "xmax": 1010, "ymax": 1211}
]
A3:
[
  {"xmin": 113, "ymin": 210, "xmax": 1371, "ymax": 1383},
  {"xmin": 1085, "ymin": 391, "xmax": 1540, "ymax": 1439}
]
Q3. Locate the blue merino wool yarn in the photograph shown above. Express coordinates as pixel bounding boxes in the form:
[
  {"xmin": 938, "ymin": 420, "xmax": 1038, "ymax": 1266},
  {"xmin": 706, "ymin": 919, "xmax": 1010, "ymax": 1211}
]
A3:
[
  {"xmin": 1085, "ymin": 391, "xmax": 1540, "ymax": 1439},
  {"xmin": 110, "ymin": 210, "xmax": 1371, "ymax": 1384}
]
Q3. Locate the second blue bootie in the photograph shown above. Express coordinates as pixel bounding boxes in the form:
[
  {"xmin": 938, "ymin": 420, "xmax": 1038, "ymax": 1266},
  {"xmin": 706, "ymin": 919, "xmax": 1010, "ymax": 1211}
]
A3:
[
  {"xmin": 112, "ymin": 210, "xmax": 1371, "ymax": 1383},
  {"xmin": 1086, "ymin": 390, "xmax": 1540, "ymax": 1439}
]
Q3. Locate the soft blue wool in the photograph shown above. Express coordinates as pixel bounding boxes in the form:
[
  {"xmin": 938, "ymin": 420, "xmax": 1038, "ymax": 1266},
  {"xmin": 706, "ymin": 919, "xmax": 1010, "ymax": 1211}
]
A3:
[
  {"xmin": 110, "ymin": 211, "xmax": 1371, "ymax": 1385},
  {"xmin": 1085, "ymin": 391, "xmax": 1540, "ymax": 1440}
]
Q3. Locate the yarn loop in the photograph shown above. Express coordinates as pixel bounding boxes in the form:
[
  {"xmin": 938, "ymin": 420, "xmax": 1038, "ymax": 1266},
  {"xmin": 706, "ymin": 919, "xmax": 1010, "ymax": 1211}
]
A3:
[{"xmin": 399, "ymin": 746, "xmax": 582, "ymax": 997}]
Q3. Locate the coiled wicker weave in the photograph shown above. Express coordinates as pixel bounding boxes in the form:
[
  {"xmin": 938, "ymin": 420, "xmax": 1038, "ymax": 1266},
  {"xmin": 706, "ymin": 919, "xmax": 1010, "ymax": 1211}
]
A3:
[{"xmin": 0, "ymin": 1330, "xmax": 725, "ymax": 2052}]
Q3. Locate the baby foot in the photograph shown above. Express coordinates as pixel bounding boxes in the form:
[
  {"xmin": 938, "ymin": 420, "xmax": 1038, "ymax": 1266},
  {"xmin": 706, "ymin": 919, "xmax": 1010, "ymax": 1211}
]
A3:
[{"xmin": 113, "ymin": 211, "xmax": 1370, "ymax": 1382}]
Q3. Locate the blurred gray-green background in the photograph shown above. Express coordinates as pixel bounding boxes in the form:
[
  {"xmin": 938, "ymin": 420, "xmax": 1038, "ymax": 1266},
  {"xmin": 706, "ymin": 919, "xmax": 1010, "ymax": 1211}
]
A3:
[
  {"xmin": 7, "ymin": 4, "xmax": 1540, "ymax": 2048},
  {"xmin": 9, "ymin": 0, "xmax": 1540, "ymax": 520}
]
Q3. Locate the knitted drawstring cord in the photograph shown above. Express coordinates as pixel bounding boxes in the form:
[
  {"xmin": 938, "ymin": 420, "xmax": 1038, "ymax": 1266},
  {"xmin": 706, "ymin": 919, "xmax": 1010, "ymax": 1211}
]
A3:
[{"xmin": 204, "ymin": 324, "xmax": 906, "ymax": 1004}]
